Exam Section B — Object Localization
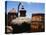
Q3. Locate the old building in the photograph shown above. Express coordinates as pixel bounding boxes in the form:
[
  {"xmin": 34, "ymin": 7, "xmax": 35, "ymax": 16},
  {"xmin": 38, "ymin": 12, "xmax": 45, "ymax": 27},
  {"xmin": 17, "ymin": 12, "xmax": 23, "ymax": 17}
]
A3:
[
  {"xmin": 11, "ymin": 5, "xmax": 31, "ymax": 33},
  {"xmin": 19, "ymin": 5, "xmax": 26, "ymax": 17},
  {"xmin": 8, "ymin": 8, "xmax": 18, "ymax": 26},
  {"xmin": 31, "ymin": 13, "xmax": 45, "ymax": 32}
]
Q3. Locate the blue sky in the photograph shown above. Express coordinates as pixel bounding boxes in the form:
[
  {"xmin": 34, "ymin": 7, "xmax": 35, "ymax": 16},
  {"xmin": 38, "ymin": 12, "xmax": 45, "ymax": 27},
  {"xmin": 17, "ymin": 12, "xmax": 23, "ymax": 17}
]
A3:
[{"xmin": 7, "ymin": 1, "xmax": 45, "ymax": 18}]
